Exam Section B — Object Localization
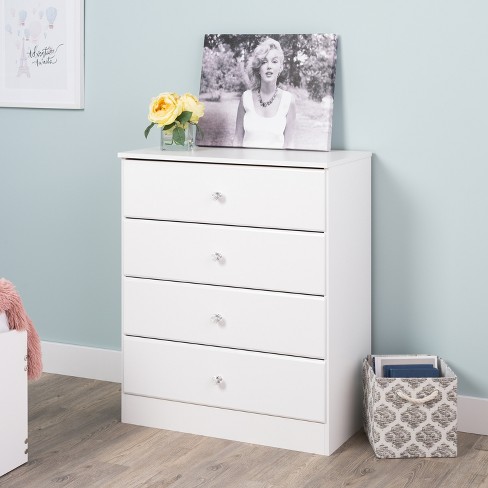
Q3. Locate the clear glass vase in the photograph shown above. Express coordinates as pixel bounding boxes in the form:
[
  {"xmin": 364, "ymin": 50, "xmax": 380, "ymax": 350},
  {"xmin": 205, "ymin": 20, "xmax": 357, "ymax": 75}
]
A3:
[{"xmin": 160, "ymin": 124, "xmax": 196, "ymax": 151}]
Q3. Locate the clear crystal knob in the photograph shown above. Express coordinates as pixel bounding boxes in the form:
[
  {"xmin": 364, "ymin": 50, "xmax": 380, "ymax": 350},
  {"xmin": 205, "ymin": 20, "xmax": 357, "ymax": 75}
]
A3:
[
  {"xmin": 212, "ymin": 192, "xmax": 224, "ymax": 201},
  {"xmin": 212, "ymin": 252, "xmax": 223, "ymax": 262},
  {"xmin": 213, "ymin": 375, "xmax": 223, "ymax": 384},
  {"xmin": 211, "ymin": 314, "xmax": 224, "ymax": 324}
]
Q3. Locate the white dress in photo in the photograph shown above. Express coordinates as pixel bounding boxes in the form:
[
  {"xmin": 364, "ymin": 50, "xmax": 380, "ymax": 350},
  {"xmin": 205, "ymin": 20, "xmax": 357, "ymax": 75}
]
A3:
[{"xmin": 242, "ymin": 90, "xmax": 291, "ymax": 149}]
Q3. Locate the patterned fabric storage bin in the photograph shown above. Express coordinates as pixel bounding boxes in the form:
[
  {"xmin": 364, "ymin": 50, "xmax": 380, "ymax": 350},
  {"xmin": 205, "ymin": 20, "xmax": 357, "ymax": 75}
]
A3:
[{"xmin": 363, "ymin": 355, "xmax": 457, "ymax": 458}]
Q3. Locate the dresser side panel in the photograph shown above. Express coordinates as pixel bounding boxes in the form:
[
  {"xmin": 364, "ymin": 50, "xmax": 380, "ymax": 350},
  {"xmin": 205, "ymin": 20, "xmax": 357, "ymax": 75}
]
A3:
[{"xmin": 326, "ymin": 157, "xmax": 372, "ymax": 454}]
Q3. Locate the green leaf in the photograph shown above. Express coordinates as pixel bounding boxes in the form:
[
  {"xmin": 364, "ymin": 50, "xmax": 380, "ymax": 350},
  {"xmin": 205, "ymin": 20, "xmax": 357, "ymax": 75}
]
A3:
[
  {"xmin": 144, "ymin": 122, "xmax": 155, "ymax": 139},
  {"xmin": 177, "ymin": 111, "xmax": 192, "ymax": 124},
  {"xmin": 173, "ymin": 126, "xmax": 185, "ymax": 145},
  {"xmin": 163, "ymin": 122, "xmax": 175, "ymax": 132}
]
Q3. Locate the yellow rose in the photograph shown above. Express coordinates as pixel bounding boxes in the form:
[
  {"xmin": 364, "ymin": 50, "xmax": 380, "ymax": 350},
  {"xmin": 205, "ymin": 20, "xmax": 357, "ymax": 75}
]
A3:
[
  {"xmin": 180, "ymin": 93, "xmax": 205, "ymax": 123},
  {"xmin": 148, "ymin": 92, "xmax": 183, "ymax": 127}
]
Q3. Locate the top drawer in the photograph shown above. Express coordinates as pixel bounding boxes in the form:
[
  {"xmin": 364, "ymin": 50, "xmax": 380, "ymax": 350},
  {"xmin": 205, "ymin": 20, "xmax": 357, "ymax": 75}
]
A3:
[{"xmin": 122, "ymin": 160, "xmax": 325, "ymax": 231}]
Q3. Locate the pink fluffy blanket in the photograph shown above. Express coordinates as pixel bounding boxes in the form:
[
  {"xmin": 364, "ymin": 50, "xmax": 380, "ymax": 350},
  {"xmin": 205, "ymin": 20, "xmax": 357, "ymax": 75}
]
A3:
[{"xmin": 0, "ymin": 279, "xmax": 42, "ymax": 380}]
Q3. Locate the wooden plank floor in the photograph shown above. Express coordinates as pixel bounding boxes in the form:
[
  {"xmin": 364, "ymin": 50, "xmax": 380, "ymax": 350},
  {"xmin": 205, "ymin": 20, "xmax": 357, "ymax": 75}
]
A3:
[{"xmin": 1, "ymin": 374, "xmax": 488, "ymax": 488}]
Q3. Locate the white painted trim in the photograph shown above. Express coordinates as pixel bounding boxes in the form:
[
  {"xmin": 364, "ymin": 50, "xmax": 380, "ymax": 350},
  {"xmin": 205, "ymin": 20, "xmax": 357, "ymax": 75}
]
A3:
[
  {"xmin": 40, "ymin": 342, "xmax": 488, "ymax": 437},
  {"xmin": 41, "ymin": 341, "xmax": 121, "ymax": 383},
  {"xmin": 458, "ymin": 395, "xmax": 488, "ymax": 436}
]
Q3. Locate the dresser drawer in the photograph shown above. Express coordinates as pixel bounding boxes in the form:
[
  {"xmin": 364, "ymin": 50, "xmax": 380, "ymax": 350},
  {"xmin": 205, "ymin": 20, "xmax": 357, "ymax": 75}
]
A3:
[
  {"xmin": 123, "ymin": 219, "xmax": 325, "ymax": 295},
  {"xmin": 123, "ymin": 160, "xmax": 325, "ymax": 231},
  {"xmin": 124, "ymin": 336, "xmax": 326, "ymax": 422},
  {"xmin": 124, "ymin": 277, "xmax": 326, "ymax": 358}
]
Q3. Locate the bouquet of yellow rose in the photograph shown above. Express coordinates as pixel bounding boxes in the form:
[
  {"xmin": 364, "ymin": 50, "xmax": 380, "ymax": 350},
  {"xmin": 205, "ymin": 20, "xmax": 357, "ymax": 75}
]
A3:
[{"xmin": 144, "ymin": 92, "xmax": 205, "ymax": 146}]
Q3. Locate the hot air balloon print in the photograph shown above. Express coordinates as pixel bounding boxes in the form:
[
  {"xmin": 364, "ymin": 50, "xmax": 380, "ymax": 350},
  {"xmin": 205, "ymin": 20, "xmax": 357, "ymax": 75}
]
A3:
[
  {"xmin": 5, "ymin": 24, "xmax": 12, "ymax": 35},
  {"xmin": 24, "ymin": 28, "xmax": 31, "ymax": 41},
  {"xmin": 46, "ymin": 7, "xmax": 57, "ymax": 29},
  {"xmin": 39, "ymin": 10, "xmax": 44, "ymax": 20},
  {"xmin": 18, "ymin": 10, "xmax": 27, "ymax": 26}
]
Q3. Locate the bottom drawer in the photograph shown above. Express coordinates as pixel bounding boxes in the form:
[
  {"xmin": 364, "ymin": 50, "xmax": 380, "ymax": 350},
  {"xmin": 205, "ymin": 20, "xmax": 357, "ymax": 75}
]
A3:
[{"xmin": 124, "ymin": 336, "xmax": 326, "ymax": 423}]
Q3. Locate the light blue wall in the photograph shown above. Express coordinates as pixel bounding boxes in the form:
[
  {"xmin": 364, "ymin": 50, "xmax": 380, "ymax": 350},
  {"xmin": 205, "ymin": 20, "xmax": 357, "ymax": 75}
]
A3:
[{"xmin": 1, "ymin": 0, "xmax": 487, "ymax": 397}]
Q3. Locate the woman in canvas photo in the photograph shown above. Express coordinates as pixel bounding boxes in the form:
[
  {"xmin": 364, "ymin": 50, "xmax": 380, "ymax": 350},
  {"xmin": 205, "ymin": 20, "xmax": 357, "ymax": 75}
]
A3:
[{"xmin": 234, "ymin": 38, "xmax": 296, "ymax": 149}]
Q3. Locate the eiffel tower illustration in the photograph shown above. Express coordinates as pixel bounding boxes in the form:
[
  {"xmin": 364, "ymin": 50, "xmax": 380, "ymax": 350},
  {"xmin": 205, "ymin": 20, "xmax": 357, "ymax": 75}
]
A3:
[{"xmin": 17, "ymin": 38, "xmax": 31, "ymax": 78}]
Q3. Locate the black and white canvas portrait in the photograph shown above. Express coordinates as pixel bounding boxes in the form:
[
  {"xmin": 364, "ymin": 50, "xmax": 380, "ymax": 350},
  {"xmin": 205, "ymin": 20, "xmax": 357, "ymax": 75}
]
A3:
[{"xmin": 197, "ymin": 34, "xmax": 338, "ymax": 152}]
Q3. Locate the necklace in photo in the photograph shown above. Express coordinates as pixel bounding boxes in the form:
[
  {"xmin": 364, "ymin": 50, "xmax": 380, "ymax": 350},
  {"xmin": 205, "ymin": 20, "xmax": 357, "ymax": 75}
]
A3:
[{"xmin": 258, "ymin": 88, "xmax": 278, "ymax": 108}]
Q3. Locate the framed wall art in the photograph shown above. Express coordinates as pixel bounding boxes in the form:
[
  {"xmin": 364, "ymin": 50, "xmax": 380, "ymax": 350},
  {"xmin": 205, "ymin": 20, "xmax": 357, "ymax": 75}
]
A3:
[
  {"xmin": 0, "ymin": 0, "xmax": 84, "ymax": 109},
  {"xmin": 198, "ymin": 33, "xmax": 338, "ymax": 152}
]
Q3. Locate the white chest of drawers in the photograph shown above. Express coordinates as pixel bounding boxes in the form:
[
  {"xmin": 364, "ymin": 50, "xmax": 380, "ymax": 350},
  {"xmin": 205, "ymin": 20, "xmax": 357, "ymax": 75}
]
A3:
[{"xmin": 118, "ymin": 146, "xmax": 371, "ymax": 455}]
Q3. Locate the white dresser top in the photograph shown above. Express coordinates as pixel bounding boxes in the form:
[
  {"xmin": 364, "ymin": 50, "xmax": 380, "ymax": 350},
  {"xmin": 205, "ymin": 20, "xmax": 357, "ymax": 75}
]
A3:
[{"xmin": 118, "ymin": 146, "xmax": 371, "ymax": 169}]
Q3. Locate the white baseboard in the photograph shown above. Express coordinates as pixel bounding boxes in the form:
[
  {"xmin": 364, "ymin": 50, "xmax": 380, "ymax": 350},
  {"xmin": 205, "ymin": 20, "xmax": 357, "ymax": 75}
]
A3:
[
  {"xmin": 41, "ymin": 341, "xmax": 121, "ymax": 383},
  {"xmin": 40, "ymin": 342, "xmax": 488, "ymax": 437},
  {"xmin": 458, "ymin": 396, "xmax": 488, "ymax": 436}
]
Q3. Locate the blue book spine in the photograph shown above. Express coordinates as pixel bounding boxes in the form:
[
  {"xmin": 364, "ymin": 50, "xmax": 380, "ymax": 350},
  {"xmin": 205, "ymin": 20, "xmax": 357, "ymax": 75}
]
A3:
[
  {"xmin": 383, "ymin": 364, "xmax": 434, "ymax": 377},
  {"xmin": 388, "ymin": 367, "xmax": 439, "ymax": 378}
]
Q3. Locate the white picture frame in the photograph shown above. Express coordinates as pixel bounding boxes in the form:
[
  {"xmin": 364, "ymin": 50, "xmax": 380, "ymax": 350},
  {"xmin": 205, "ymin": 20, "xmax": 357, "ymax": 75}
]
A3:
[{"xmin": 0, "ymin": 0, "xmax": 84, "ymax": 109}]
